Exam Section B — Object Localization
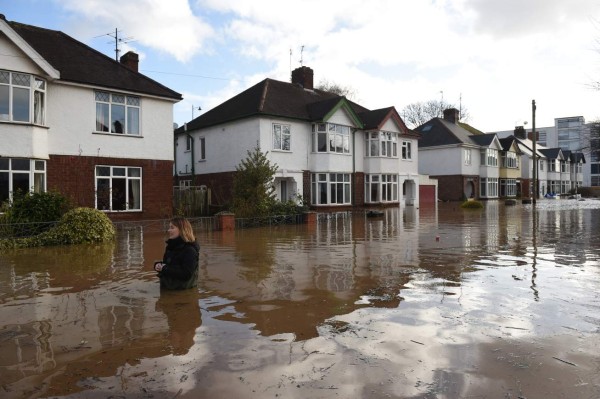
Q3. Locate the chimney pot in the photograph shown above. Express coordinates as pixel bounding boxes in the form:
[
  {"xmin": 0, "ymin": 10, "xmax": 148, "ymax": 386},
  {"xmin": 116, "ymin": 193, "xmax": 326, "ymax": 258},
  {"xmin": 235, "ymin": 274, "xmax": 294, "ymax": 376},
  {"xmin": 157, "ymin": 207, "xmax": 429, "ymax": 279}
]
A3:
[{"xmin": 120, "ymin": 51, "xmax": 139, "ymax": 73}]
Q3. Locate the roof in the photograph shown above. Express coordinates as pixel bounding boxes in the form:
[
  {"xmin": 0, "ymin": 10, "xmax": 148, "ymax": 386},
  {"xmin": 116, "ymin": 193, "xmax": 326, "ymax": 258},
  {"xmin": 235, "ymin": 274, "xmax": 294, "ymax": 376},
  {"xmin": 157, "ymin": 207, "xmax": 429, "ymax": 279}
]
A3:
[
  {"xmin": 563, "ymin": 150, "xmax": 586, "ymax": 163},
  {"xmin": 498, "ymin": 137, "xmax": 517, "ymax": 151},
  {"xmin": 6, "ymin": 19, "xmax": 182, "ymax": 101},
  {"xmin": 176, "ymin": 77, "xmax": 415, "ymax": 136},
  {"xmin": 416, "ymin": 118, "xmax": 484, "ymax": 147},
  {"xmin": 539, "ymin": 148, "xmax": 562, "ymax": 160}
]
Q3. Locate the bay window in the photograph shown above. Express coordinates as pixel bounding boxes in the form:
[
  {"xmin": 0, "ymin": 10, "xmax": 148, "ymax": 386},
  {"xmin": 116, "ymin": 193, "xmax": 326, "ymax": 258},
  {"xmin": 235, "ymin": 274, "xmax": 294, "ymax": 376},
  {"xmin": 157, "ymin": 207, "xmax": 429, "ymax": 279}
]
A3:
[
  {"xmin": 0, "ymin": 158, "xmax": 46, "ymax": 204},
  {"xmin": 311, "ymin": 173, "xmax": 351, "ymax": 205},
  {"xmin": 365, "ymin": 131, "xmax": 399, "ymax": 157},
  {"xmin": 95, "ymin": 166, "xmax": 142, "ymax": 211},
  {"xmin": 480, "ymin": 148, "xmax": 498, "ymax": 167},
  {"xmin": 0, "ymin": 70, "xmax": 46, "ymax": 124},
  {"xmin": 480, "ymin": 178, "xmax": 498, "ymax": 198},
  {"xmin": 312, "ymin": 123, "xmax": 351, "ymax": 154},
  {"xmin": 95, "ymin": 91, "xmax": 140, "ymax": 135},
  {"xmin": 365, "ymin": 174, "xmax": 398, "ymax": 203}
]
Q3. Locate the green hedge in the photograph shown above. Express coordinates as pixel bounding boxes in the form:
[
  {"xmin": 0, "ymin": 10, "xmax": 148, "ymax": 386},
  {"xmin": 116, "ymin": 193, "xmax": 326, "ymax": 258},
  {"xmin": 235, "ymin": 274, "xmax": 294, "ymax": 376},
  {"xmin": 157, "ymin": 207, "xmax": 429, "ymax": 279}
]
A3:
[{"xmin": 0, "ymin": 208, "xmax": 115, "ymax": 250}]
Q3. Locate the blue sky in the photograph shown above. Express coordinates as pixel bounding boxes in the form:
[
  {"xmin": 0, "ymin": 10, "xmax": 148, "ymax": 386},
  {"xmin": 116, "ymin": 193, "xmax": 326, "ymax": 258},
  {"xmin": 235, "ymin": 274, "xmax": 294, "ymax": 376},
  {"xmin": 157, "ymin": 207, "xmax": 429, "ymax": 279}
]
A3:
[{"xmin": 3, "ymin": 0, "xmax": 600, "ymax": 131}]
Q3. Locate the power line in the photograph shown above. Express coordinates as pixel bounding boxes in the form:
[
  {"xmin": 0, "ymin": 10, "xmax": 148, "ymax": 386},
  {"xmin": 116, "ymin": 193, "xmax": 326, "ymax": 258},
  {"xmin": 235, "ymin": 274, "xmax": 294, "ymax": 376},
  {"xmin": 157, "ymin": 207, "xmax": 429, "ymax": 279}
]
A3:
[{"xmin": 141, "ymin": 70, "xmax": 237, "ymax": 81}]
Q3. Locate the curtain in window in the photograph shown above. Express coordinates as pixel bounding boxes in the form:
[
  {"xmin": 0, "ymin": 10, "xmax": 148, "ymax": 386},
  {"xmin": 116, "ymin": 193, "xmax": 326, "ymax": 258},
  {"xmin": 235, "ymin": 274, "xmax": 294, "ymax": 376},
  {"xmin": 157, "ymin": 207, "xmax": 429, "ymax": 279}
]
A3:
[
  {"xmin": 34, "ymin": 91, "xmax": 44, "ymax": 124},
  {"xmin": 129, "ymin": 179, "xmax": 140, "ymax": 210}
]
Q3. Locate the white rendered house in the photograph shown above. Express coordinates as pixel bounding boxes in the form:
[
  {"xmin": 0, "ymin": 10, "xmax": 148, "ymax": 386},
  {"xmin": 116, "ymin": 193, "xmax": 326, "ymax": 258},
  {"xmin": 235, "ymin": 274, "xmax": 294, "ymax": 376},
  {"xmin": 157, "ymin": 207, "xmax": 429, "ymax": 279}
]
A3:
[
  {"xmin": 0, "ymin": 15, "xmax": 182, "ymax": 220},
  {"xmin": 174, "ymin": 66, "xmax": 421, "ymax": 209}
]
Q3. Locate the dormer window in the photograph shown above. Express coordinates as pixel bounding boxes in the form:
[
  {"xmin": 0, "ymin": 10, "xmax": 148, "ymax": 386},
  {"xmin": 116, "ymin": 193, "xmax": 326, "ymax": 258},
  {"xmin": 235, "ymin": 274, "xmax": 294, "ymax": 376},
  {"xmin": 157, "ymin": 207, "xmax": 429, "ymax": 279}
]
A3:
[{"xmin": 0, "ymin": 70, "xmax": 46, "ymax": 125}]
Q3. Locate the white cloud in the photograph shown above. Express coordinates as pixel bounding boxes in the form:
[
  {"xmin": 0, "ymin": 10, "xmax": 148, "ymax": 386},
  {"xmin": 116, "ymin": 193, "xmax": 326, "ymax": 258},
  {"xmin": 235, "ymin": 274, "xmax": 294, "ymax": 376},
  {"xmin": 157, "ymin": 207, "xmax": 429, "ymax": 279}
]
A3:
[{"xmin": 57, "ymin": 0, "xmax": 214, "ymax": 62}]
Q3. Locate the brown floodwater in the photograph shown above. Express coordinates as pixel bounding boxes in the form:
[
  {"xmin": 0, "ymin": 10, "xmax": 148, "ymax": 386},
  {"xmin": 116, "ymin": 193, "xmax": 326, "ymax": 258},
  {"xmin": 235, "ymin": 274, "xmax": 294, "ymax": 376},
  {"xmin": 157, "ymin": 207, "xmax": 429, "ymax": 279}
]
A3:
[{"xmin": 1, "ymin": 201, "xmax": 599, "ymax": 398}]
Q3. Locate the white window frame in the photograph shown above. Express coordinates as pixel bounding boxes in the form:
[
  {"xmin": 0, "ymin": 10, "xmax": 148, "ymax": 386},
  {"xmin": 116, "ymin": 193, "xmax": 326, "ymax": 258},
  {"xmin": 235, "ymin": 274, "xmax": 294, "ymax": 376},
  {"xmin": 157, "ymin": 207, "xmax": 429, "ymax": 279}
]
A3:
[
  {"xmin": 480, "ymin": 177, "xmax": 498, "ymax": 198},
  {"xmin": 502, "ymin": 152, "xmax": 518, "ymax": 168},
  {"xmin": 365, "ymin": 131, "xmax": 398, "ymax": 158},
  {"xmin": 311, "ymin": 173, "xmax": 351, "ymax": 205},
  {"xmin": 94, "ymin": 91, "xmax": 141, "ymax": 135},
  {"xmin": 365, "ymin": 174, "xmax": 398, "ymax": 203},
  {"xmin": 312, "ymin": 123, "xmax": 351, "ymax": 154},
  {"xmin": 401, "ymin": 140, "xmax": 412, "ymax": 160},
  {"xmin": 0, "ymin": 158, "xmax": 46, "ymax": 204},
  {"xmin": 464, "ymin": 149, "xmax": 471, "ymax": 165},
  {"xmin": 95, "ymin": 165, "xmax": 142, "ymax": 212},
  {"xmin": 480, "ymin": 148, "xmax": 498, "ymax": 167},
  {"xmin": 0, "ymin": 70, "xmax": 46, "ymax": 125},
  {"xmin": 273, "ymin": 123, "xmax": 291, "ymax": 151}
]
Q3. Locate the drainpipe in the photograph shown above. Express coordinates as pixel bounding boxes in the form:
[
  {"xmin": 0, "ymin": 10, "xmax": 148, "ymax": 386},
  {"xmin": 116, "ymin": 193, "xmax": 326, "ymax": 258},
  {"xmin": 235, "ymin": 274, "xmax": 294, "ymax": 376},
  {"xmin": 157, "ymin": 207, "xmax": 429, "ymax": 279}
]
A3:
[{"xmin": 352, "ymin": 128, "xmax": 356, "ymax": 206}]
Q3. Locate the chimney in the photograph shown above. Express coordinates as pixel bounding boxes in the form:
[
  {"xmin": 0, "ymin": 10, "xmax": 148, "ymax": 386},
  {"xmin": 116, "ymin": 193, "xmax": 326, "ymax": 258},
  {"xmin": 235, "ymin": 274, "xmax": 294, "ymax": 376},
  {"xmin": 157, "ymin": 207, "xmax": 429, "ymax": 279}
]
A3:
[
  {"xmin": 443, "ymin": 108, "xmax": 460, "ymax": 124},
  {"xmin": 514, "ymin": 126, "xmax": 526, "ymax": 139},
  {"xmin": 120, "ymin": 51, "xmax": 139, "ymax": 72},
  {"xmin": 291, "ymin": 66, "xmax": 314, "ymax": 90}
]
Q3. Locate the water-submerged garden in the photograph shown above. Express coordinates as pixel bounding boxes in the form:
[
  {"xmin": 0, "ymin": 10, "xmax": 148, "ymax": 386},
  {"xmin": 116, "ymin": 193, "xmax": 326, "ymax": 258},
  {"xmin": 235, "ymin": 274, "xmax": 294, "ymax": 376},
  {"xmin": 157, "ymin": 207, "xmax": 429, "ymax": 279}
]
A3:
[{"xmin": 1, "ymin": 200, "xmax": 599, "ymax": 398}]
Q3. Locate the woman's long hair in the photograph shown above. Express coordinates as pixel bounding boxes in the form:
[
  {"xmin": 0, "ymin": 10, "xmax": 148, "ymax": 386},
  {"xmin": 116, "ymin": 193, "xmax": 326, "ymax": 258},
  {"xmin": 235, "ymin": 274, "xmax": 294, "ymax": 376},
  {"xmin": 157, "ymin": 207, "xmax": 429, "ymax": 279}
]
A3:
[{"xmin": 170, "ymin": 217, "xmax": 196, "ymax": 243}]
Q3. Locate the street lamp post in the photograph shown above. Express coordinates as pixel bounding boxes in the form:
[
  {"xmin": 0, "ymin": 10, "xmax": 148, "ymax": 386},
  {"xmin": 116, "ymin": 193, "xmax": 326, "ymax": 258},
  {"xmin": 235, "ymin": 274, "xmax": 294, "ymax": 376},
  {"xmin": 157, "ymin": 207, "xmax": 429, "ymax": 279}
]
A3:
[{"xmin": 532, "ymin": 100, "xmax": 537, "ymax": 204}]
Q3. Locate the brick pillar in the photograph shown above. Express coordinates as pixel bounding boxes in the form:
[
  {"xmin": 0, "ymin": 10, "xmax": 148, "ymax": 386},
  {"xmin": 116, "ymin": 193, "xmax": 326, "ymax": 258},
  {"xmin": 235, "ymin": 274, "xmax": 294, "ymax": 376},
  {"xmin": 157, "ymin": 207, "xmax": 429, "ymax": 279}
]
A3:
[{"xmin": 216, "ymin": 212, "xmax": 235, "ymax": 231}]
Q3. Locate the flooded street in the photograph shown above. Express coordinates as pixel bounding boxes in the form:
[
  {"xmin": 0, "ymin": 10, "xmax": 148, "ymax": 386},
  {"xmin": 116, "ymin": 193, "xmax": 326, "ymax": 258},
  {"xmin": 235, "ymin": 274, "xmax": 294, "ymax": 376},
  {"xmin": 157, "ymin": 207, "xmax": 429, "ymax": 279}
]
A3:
[{"xmin": 1, "ymin": 201, "xmax": 600, "ymax": 399}]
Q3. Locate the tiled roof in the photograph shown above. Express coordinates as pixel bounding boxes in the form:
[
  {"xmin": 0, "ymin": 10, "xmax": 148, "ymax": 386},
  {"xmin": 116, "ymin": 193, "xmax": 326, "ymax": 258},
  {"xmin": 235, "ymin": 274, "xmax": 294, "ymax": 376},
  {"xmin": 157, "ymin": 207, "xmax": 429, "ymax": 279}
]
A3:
[
  {"xmin": 416, "ymin": 118, "xmax": 482, "ymax": 147},
  {"xmin": 539, "ymin": 148, "xmax": 562, "ymax": 160},
  {"xmin": 176, "ymin": 77, "xmax": 415, "ymax": 136},
  {"xmin": 7, "ymin": 20, "xmax": 182, "ymax": 100}
]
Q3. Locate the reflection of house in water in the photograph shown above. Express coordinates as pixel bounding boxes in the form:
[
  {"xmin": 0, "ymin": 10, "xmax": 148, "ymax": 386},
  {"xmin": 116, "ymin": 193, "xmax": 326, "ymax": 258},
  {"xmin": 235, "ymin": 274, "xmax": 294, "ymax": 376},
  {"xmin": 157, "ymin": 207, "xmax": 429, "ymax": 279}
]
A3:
[{"xmin": 0, "ymin": 229, "xmax": 200, "ymax": 393}]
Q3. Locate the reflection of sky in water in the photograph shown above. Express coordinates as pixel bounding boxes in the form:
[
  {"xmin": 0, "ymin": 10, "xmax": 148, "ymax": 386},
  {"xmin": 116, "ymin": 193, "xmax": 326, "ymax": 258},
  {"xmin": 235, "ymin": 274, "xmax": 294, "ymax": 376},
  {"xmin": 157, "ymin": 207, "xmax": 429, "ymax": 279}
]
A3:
[{"xmin": 1, "ymin": 202, "xmax": 600, "ymax": 397}]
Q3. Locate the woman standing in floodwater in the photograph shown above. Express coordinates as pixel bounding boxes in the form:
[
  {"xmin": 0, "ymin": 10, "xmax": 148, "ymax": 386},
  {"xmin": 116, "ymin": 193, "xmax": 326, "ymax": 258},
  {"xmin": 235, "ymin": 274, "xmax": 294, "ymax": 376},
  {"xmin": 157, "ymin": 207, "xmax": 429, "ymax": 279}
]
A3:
[{"xmin": 154, "ymin": 217, "xmax": 200, "ymax": 290}]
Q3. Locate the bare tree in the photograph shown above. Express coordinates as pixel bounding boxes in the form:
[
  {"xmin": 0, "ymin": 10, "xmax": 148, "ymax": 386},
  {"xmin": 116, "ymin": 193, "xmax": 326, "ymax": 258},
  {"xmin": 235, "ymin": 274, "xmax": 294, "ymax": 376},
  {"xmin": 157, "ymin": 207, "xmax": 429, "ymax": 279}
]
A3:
[
  {"xmin": 316, "ymin": 79, "xmax": 358, "ymax": 100},
  {"xmin": 401, "ymin": 99, "xmax": 470, "ymax": 128}
]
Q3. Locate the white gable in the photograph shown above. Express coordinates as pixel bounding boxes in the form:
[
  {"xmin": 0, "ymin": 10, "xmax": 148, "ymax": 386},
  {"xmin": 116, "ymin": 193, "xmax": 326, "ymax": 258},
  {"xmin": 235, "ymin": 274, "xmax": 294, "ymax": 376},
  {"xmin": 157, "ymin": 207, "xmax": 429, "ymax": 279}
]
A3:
[
  {"xmin": 0, "ymin": 20, "xmax": 59, "ymax": 79},
  {"xmin": 325, "ymin": 107, "xmax": 358, "ymax": 127},
  {"xmin": 381, "ymin": 117, "xmax": 401, "ymax": 133},
  {"xmin": 0, "ymin": 32, "xmax": 43, "ymax": 75}
]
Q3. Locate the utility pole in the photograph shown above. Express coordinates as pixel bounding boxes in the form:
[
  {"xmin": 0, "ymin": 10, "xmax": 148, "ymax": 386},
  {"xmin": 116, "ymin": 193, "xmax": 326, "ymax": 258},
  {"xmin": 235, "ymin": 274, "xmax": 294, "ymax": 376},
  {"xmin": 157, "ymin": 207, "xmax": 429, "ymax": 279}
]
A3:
[{"xmin": 532, "ymin": 99, "xmax": 537, "ymax": 204}]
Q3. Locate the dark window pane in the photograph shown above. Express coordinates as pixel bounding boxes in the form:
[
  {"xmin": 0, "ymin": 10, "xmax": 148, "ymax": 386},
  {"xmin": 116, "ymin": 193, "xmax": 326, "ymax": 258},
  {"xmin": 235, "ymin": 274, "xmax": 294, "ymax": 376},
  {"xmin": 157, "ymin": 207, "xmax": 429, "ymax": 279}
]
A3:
[
  {"xmin": 13, "ymin": 172, "xmax": 30, "ymax": 195},
  {"xmin": 96, "ymin": 179, "xmax": 110, "ymax": 210},
  {"xmin": 12, "ymin": 159, "xmax": 30, "ymax": 170},
  {"xmin": 0, "ymin": 159, "xmax": 8, "ymax": 170},
  {"xmin": 128, "ymin": 179, "xmax": 141, "ymax": 210},
  {"xmin": 0, "ymin": 172, "xmax": 8, "ymax": 203},
  {"xmin": 111, "ymin": 104, "xmax": 125, "ymax": 133},
  {"xmin": 96, "ymin": 166, "xmax": 110, "ymax": 176},
  {"xmin": 0, "ymin": 85, "xmax": 9, "ymax": 121},
  {"xmin": 13, "ymin": 87, "xmax": 30, "ymax": 122},
  {"xmin": 112, "ymin": 178, "xmax": 126, "ymax": 210}
]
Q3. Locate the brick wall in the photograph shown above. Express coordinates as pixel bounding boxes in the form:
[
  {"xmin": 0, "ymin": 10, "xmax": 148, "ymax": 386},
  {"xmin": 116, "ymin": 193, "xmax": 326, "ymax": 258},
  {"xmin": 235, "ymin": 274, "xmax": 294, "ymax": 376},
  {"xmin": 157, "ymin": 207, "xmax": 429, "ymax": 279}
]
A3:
[
  {"xmin": 433, "ymin": 174, "xmax": 479, "ymax": 201},
  {"xmin": 47, "ymin": 155, "xmax": 173, "ymax": 221}
]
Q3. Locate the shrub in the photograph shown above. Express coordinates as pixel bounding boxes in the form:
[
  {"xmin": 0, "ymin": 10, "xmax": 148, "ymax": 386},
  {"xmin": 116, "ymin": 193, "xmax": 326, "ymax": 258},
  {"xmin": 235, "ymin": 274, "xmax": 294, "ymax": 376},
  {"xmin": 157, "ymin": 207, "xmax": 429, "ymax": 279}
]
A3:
[
  {"xmin": 0, "ymin": 207, "xmax": 115, "ymax": 250},
  {"xmin": 460, "ymin": 200, "xmax": 484, "ymax": 209},
  {"xmin": 2, "ymin": 190, "xmax": 72, "ymax": 236}
]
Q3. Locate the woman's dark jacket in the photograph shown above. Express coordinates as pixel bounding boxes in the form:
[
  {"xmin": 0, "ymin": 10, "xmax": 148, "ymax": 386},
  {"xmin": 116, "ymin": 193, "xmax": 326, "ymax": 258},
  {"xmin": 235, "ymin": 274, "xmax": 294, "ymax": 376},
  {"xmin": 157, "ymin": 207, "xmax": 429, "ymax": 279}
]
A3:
[{"xmin": 157, "ymin": 236, "xmax": 200, "ymax": 290}]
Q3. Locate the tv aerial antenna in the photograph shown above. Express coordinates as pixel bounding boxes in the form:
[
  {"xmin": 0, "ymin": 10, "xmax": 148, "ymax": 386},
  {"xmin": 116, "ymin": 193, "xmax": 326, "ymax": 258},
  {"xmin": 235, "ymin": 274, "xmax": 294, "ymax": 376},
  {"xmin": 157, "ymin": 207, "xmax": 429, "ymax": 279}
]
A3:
[{"xmin": 95, "ymin": 29, "xmax": 135, "ymax": 61}]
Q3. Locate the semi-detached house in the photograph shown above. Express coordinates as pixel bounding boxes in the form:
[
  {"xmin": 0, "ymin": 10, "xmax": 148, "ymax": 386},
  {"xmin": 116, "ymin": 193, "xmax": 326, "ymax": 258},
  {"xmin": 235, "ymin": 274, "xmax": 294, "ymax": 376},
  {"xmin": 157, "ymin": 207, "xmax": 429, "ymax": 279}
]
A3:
[
  {"xmin": 0, "ymin": 15, "xmax": 182, "ymax": 220},
  {"xmin": 174, "ymin": 66, "xmax": 422, "ymax": 210}
]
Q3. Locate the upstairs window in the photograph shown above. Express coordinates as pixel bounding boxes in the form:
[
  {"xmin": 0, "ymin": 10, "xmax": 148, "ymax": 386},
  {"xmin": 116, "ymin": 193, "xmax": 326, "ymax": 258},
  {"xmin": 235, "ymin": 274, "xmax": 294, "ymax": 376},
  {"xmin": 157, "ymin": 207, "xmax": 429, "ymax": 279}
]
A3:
[
  {"xmin": 464, "ymin": 149, "xmax": 472, "ymax": 165},
  {"xmin": 0, "ymin": 70, "xmax": 46, "ymax": 125},
  {"xmin": 480, "ymin": 148, "xmax": 498, "ymax": 167},
  {"xmin": 401, "ymin": 141, "xmax": 412, "ymax": 160},
  {"xmin": 273, "ymin": 123, "xmax": 291, "ymax": 151},
  {"xmin": 502, "ymin": 152, "xmax": 518, "ymax": 168},
  {"xmin": 365, "ymin": 131, "xmax": 398, "ymax": 157},
  {"xmin": 312, "ymin": 123, "xmax": 351, "ymax": 154},
  {"xmin": 95, "ymin": 91, "xmax": 140, "ymax": 135}
]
